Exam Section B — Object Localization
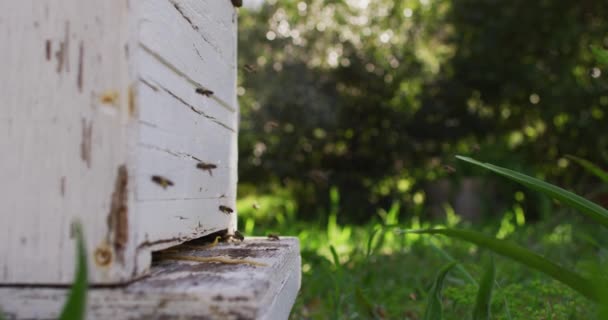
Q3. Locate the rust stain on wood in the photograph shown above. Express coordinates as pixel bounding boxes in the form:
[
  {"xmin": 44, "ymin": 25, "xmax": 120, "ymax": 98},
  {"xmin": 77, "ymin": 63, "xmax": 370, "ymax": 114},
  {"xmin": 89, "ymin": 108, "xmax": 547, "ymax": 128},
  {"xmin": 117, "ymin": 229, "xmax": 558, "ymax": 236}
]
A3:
[
  {"xmin": 107, "ymin": 165, "xmax": 129, "ymax": 265},
  {"xmin": 100, "ymin": 90, "xmax": 119, "ymax": 105},
  {"xmin": 80, "ymin": 118, "xmax": 93, "ymax": 168},
  {"xmin": 128, "ymin": 85, "xmax": 136, "ymax": 117},
  {"xmin": 94, "ymin": 244, "xmax": 113, "ymax": 267},
  {"xmin": 77, "ymin": 41, "xmax": 84, "ymax": 92},
  {"xmin": 55, "ymin": 21, "xmax": 70, "ymax": 73}
]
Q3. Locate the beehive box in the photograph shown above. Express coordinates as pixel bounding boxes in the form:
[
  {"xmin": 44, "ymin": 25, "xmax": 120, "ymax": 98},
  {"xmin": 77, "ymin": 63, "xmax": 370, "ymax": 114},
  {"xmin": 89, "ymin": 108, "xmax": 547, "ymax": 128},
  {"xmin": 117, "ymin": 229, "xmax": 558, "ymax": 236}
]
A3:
[{"xmin": 0, "ymin": 0, "xmax": 238, "ymax": 284}]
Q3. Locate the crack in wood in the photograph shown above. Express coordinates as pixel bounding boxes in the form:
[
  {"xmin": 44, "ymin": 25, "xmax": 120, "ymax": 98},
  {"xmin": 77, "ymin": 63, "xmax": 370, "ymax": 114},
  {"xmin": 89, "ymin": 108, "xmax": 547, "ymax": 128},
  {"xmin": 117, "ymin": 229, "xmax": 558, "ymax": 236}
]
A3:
[
  {"xmin": 170, "ymin": 1, "xmax": 198, "ymax": 31},
  {"xmin": 139, "ymin": 43, "xmax": 236, "ymax": 112},
  {"xmin": 138, "ymin": 142, "xmax": 204, "ymax": 163},
  {"xmin": 152, "ymin": 80, "xmax": 236, "ymax": 132},
  {"xmin": 168, "ymin": 0, "xmax": 224, "ymax": 57}
]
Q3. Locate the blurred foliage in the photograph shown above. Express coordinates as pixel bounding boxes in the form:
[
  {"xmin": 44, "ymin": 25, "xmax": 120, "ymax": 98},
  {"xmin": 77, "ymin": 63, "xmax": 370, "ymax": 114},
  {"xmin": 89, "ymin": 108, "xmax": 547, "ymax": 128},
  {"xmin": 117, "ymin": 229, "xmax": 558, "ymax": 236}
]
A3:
[
  {"xmin": 236, "ymin": 188, "xmax": 598, "ymax": 319},
  {"xmin": 237, "ymin": 0, "xmax": 608, "ymax": 223}
]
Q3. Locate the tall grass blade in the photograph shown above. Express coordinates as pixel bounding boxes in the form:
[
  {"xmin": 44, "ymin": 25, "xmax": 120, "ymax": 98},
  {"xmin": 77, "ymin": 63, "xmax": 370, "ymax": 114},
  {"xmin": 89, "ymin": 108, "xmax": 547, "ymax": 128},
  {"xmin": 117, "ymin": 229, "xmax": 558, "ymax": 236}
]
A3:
[
  {"xmin": 409, "ymin": 228, "xmax": 599, "ymax": 302},
  {"xmin": 591, "ymin": 45, "xmax": 608, "ymax": 66},
  {"xmin": 472, "ymin": 256, "xmax": 495, "ymax": 320},
  {"xmin": 456, "ymin": 156, "xmax": 608, "ymax": 228},
  {"xmin": 366, "ymin": 228, "xmax": 381, "ymax": 258},
  {"xmin": 430, "ymin": 243, "xmax": 477, "ymax": 285},
  {"xmin": 423, "ymin": 261, "xmax": 457, "ymax": 320},
  {"xmin": 356, "ymin": 288, "xmax": 379, "ymax": 319},
  {"xmin": 566, "ymin": 155, "xmax": 608, "ymax": 183},
  {"xmin": 329, "ymin": 244, "xmax": 341, "ymax": 268},
  {"xmin": 59, "ymin": 222, "xmax": 88, "ymax": 320}
]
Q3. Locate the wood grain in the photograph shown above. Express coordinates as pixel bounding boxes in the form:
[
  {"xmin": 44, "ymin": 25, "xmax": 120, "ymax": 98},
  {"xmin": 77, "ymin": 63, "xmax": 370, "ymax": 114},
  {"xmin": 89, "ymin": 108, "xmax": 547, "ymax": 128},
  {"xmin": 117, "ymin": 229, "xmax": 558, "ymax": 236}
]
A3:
[
  {"xmin": 0, "ymin": 0, "xmax": 238, "ymax": 284},
  {"xmin": 0, "ymin": 238, "xmax": 301, "ymax": 320}
]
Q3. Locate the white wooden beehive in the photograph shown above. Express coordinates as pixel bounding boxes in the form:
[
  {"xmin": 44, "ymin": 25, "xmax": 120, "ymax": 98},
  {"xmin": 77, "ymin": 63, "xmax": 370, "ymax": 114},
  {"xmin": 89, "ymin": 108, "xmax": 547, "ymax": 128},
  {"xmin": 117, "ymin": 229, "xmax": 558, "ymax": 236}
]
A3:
[{"xmin": 0, "ymin": 0, "xmax": 239, "ymax": 284}]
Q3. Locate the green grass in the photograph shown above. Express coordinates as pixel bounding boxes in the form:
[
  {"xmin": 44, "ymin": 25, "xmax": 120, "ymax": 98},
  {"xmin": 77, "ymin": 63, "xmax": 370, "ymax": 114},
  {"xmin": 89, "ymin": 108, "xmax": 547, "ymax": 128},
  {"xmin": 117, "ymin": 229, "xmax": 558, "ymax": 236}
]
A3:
[{"xmin": 237, "ymin": 189, "xmax": 598, "ymax": 319}]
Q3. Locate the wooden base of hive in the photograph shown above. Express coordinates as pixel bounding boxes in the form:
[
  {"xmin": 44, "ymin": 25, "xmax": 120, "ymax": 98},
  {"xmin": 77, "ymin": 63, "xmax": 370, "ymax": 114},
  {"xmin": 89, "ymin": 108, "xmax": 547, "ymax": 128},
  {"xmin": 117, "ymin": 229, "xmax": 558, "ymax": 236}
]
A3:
[{"xmin": 0, "ymin": 238, "xmax": 301, "ymax": 320}]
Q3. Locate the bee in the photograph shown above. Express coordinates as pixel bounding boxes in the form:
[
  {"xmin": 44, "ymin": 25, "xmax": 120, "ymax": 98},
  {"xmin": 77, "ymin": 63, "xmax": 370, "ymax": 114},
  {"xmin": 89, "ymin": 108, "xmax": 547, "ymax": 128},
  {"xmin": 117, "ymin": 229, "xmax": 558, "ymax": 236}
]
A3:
[
  {"xmin": 219, "ymin": 205, "xmax": 234, "ymax": 214},
  {"xmin": 243, "ymin": 64, "xmax": 257, "ymax": 73},
  {"xmin": 222, "ymin": 230, "xmax": 244, "ymax": 242},
  {"xmin": 267, "ymin": 233, "xmax": 280, "ymax": 241},
  {"xmin": 151, "ymin": 175, "xmax": 174, "ymax": 189},
  {"xmin": 195, "ymin": 88, "xmax": 214, "ymax": 97},
  {"xmin": 442, "ymin": 164, "xmax": 456, "ymax": 174},
  {"xmin": 230, "ymin": 0, "xmax": 242, "ymax": 7},
  {"xmin": 196, "ymin": 162, "xmax": 217, "ymax": 176}
]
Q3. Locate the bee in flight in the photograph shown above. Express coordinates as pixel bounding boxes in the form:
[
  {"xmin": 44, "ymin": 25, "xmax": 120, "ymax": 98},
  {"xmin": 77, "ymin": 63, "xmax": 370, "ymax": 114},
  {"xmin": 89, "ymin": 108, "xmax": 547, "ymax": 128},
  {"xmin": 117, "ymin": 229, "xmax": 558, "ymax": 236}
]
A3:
[
  {"xmin": 151, "ymin": 175, "xmax": 174, "ymax": 189},
  {"xmin": 195, "ymin": 88, "xmax": 214, "ymax": 97},
  {"xmin": 219, "ymin": 205, "xmax": 234, "ymax": 214},
  {"xmin": 196, "ymin": 162, "xmax": 217, "ymax": 176}
]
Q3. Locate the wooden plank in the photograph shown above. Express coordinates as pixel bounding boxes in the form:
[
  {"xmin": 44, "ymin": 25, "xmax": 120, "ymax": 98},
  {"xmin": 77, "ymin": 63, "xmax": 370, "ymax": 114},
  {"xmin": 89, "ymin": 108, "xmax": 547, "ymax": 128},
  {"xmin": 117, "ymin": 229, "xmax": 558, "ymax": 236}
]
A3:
[
  {"xmin": 0, "ymin": 0, "xmax": 239, "ymax": 284},
  {"xmin": 0, "ymin": 0, "xmax": 136, "ymax": 284},
  {"xmin": 138, "ymin": 0, "xmax": 238, "ymax": 115},
  {"xmin": 136, "ymin": 145, "xmax": 234, "ymax": 201},
  {"xmin": 136, "ymin": 197, "xmax": 236, "ymax": 248},
  {"xmin": 0, "ymin": 238, "xmax": 301, "ymax": 320}
]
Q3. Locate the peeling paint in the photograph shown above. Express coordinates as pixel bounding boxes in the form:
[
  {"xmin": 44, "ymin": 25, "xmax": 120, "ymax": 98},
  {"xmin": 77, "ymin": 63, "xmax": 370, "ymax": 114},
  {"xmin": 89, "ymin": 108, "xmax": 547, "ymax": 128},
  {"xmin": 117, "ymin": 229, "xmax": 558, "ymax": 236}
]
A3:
[
  {"xmin": 107, "ymin": 165, "xmax": 129, "ymax": 265},
  {"xmin": 60, "ymin": 176, "xmax": 66, "ymax": 196},
  {"xmin": 45, "ymin": 40, "xmax": 51, "ymax": 61},
  {"xmin": 55, "ymin": 21, "xmax": 70, "ymax": 74},
  {"xmin": 77, "ymin": 41, "xmax": 84, "ymax": 92},
  {"xmin": 80, "ymin": 118, "xmax": 92, "ymax": 168},
  {"xmin": 128, "ymin": 85, "xmax": 136, "ymax": 117}
]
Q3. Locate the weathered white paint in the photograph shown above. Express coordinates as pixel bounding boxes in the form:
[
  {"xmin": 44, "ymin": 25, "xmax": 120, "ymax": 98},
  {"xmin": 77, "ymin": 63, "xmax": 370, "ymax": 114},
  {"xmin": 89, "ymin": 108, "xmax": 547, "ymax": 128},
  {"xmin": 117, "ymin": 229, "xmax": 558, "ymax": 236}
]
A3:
[
  {"xmin": 0, "ymin": 0, "xmax": 239, "ymax": 284},
  {"xmin": 0, "ymin": 238, "xmax": 302, "ymax": 320}
]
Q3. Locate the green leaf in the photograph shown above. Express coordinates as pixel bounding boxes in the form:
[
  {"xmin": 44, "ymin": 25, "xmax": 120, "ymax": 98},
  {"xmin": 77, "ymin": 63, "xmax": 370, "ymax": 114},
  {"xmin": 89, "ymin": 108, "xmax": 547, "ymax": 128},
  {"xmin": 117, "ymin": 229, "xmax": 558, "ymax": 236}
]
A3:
[
  {"xmin": 566, "ymin": 155, "xmax": 608, "ymax": 184},
  {"xmin": 429, "ymin": 243, "xmax": 477, "ymax": 285},
  {"xmin": 59, "ymin": 222, "xmax": 88, "ymax": 320},
  {"xmin": 591, "ymin": 45, "xmax": 608, "ymax": 66},
  {"xmin": 423, "ymin": 261, "xmax": 457, "ymax": 320},
  {"xmin": 329, "ymin": 244, "xmax": 341, "ymax": 268},
  {"xmin": 409, "ymin": 228, "xmax": 599, "ymax": 302},
  {"xmin": 366, "ymin": 227, "xmax": 381, "ymax": 258},
  {"xmin": 472, "ymin": 256, "xmax": 495, "ymax": 320},
  {"xmin": 356, "ymin": 288, "xmax": 378, "ymax": 319},
  {"xmin": 456, "ymin": 156, "xmax": 608, "ymax": 228}
]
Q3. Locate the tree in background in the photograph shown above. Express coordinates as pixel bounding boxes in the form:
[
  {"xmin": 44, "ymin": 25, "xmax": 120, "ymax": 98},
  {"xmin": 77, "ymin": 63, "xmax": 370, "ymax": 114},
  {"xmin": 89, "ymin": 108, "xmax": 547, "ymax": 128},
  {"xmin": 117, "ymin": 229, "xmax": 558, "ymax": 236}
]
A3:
[{"xmin": 237, "ymin": 0, "xmax": 608, "ymax": 223}]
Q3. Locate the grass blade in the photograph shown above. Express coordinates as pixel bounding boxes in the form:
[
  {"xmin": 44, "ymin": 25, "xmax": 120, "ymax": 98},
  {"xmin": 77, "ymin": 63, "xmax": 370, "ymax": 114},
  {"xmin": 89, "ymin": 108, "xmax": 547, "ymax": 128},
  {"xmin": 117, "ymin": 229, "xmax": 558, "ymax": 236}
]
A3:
[
  {"xmin": 356, "ymin": 288, "xmax": 379, "ymax": 319},
  {"xmin": 59, "ymin": 222, "xmax": 88, "ymax": 320},
  {"xmin": 566, "ymin": 155, "xmax": 608, "ymax": 183},
  {"xmin": 409, "ymin": 228, "xmax": 599, "ymax": 302},
  {"xmin": 366, "ymin": 227, "xmax": 381, "ymax": 258},
  {"xmin": 329, "ymin": 244, "xmax": 341, "ymax": 268},
  {"xmin": 423, "ymin": 261, "xmax": 458, "ymax": 320},
  {"xmin": 456, "ymin": 156, "xmax": 608, "ymax": 228},
  {"xmin": 472, "ymin": 256, "xmax": 495, "ymax": 320},
  {"xmin": 429, "ymin": 243, "xmax": 477, "ymax": 285}
]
